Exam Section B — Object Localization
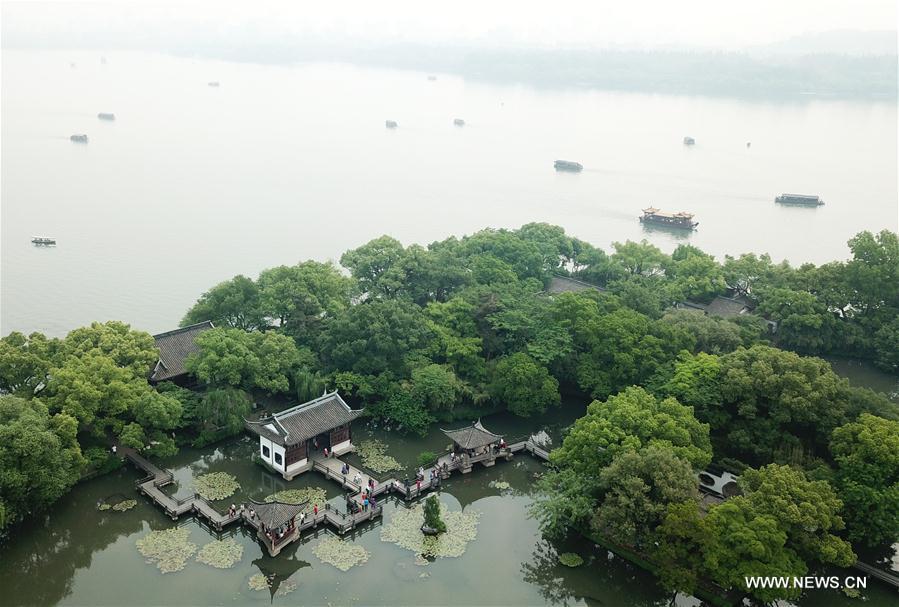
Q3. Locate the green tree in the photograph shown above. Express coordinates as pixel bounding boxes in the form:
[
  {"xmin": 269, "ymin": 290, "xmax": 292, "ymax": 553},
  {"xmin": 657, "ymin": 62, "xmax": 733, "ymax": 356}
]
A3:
[
  {"xmin": 665, "ymin": 244, "xmax": 726, "ymax": 303},
  {"xmin": 340, "ymin": 235, "xmax": 408, "ymax": 298},
  {"xmin": 529, "ymin": 467, "xmax": 599, "ymax": 539},
  {"xmin": 0, "ymin": 396, "xmax": 85, "ymax": 529},
  {"xmin": 739, "ymin": 464, "xmax": 854, "ymax": 567},
  {"xmin": 257, "ymin": 261, "xmax": 353, "ymax": 338},
  {"xmin": 190, "ymin": 388, "xmax": 252, "ymax": 447},
  {"xmin": 367, "ymin": 389, "xmax": 435, "ymax": 437},
  {"xmin": 248, "ymin": 331, "xmax": 301, "ymax": 394},
  {"xmin": 60, "ymin": 321, "xmax": 157, "ymax": 377},
  {"xmin": 654, "ymin": 501, "xmax": 712, "ymax": 595},
  {"xmin": 423, "ymin": 494, "xmax": 447, "ymax": 533},
  {"xmin": 45, "ymin": 351, "xmax": 148, "ymax": 435},
  {"xmin": 659, "ymin": 309, "xmax": 744, "ymax": 354},
  {"xmin": 830, "ymin": 414, "xmax": 899, "ymax": 547},
  {"xmin": 186, "ymin": 328, "xmax": 260, "ymax": 389},
  {"xmin": 181, "ymin": 275, "xmax": 264, "ymax": 330},
  {"xmin": 658, "ymin": 352, "xmax": 727, "ymax": 431},
  {"xmin": 872, "ymin": 317, "xmax": 899, "ymax": 373},
  {"xmin": 489, "ymin": 352, "xmax": 560, "ymax": 417},
  {"xmin": 755, "ymin": 287, "xmax": 838, "ymax": 352},
  {"xmin": 551, "ymin": 386, "xmax": 712, "ymax": 474},
  {"xmin": 0, "ymin": 331, "xmax": 60, "ymax": 396},
  {"xmin": 319, "ymin": 299, "xmax": 435, "ymax": 379},
  {"xmin": 702, "ymin": 498, "xmax": 807, "ymax": 603},
  {"xmin": 592, "ymin": 446, "xmax": 699, "ymax": 547},
  {"xmin": 411, "ymin": 364, "xmax": 464, "ymax": 412},
  {"xmin": 611, "ymin": 240, "xmax": 667, "ymax": 277}
]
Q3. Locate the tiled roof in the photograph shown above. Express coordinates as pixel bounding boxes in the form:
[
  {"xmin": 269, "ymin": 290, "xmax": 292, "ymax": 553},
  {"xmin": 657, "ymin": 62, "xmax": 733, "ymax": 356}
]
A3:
[
  {"xmin": 149, "ymin": 321, "xmax": 215, "ymax": 381},
  {"xmin": 546, "ymin": 276, "xmax": 605, "ymax": 294},
  {"xmin": 250, "ymin": 498, "xmax": 308, "ymax": 528},
  {"xmin": 441, "ymin": 420, "xmax": 502, "ymax": 450},
  {"xmin": 247, "ymin": 392, "xmax": 363, "ymax": 446},
  {"xmin": 705, "ymin": 296, "xmax": 753, "ymax": 318}
]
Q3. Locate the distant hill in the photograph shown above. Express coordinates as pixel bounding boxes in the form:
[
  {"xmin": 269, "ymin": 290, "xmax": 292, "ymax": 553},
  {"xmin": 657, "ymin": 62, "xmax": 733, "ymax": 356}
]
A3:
[{"xmin": 751, "ymin": 29, "xmax": 897, "ymax": 57}]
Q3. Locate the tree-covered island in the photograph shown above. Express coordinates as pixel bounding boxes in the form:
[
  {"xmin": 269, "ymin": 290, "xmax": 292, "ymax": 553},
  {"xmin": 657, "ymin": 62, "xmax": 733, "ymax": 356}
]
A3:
[{"xmin": 1, "ymin": 223, "xmax": 897, "ymax": 603}]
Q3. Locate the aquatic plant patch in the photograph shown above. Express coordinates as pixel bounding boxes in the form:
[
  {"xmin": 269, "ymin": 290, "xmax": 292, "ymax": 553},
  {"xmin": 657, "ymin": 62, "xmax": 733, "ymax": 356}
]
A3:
[
  {"xmin": 357, "ymin": 439, "xmax": 402, "ymax": 474},
  {"xmin": 559, "ymin": 552, "xmax": 584, "ymax": 567},
  {"xmin": 192, "ymin": 472, "xmax": 240, "ymax": 501},
  {"xmin": 248, "ymin": 573, "xmax": 270, "ymax": 591},
  {"xmin": 97, "ymin": 503, "xmax": 111, "ymax": 511},
  {"xmin": 312, "ymin": 535, "xmax": 370, "ymax": 571},
  {"xmin": 136, "ymin": 528, "xmax": 198, "ymax": 574},
  {"xmin": 196, "ymin": 538, "xmax": 244, "ymax": 569},
  {"xmin": 265, "ymin": 487, "xmax": 327, "ymax": 513},
  {"xmin": 488, "ymin": 480, "xmax": 511, "ymax": 490},
  {"xmin": 381, "ymin": 502, "xmax": 480, "ymax": 558}
]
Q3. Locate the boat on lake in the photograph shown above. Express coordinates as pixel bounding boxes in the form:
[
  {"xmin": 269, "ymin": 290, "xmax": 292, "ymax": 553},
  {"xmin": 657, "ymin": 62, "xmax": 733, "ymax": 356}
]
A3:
[
  {"xmin": 775, "ymin": 193, "xmax": 824, "ymax": 206},
  {"xmin": 385, "ymin": 120, "xmax": 398, "ymax": 128},
  {"xmin": 32, "ymin": 237, "xmax": 56, "ymax": 246},
  {"xmin": 639, "ymin": 207, "xmax": 698, "ymax": 230},
  {"xmin": 427, "ymin": 75, "xmax": 437, "ymax": 81},
  {"xmin": 97, "ymin": 113, "xmax": 115, "ymax": 121},
  {"xmin": 70, "ymin": 134, "xmax": 88, "ymax": 143},
  {"xmin": 683, "ymin": 136, "xmax": 695, "ymax": 145},
  {"xmin": 454, "ymin": 118, "xmax": 465, "ymax": 126},
  {"xmin": 554, "ymin": 160, "xmax": 583, "ymax": 172},
  {"xmin": 207, "ymin": 81, "xmax": 220, "ymax": 87}
]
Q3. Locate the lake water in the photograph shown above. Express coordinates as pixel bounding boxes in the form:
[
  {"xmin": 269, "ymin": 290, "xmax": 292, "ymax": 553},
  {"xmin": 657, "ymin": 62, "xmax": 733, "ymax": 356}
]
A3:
[
  {"xmin": 2, "ymin": 404, "xmax": 896, "ymax": 607},
  {"xmin": 2, "ymin": 50, "xmax": 897, "ymax": 337}
]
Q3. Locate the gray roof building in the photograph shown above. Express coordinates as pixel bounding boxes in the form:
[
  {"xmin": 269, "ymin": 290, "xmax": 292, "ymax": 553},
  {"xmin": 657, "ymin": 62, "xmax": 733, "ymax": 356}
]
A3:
[
  {"xmin": 246, "ymin": 391, "xmax": 363, "ymax": 447},
  {"xmin": 249, "ymin": 498, "xmax": 308, "ymax": 528},
  {"xmin": 546, "ymin": 275, "xmax": 605, "ymax": 294},
  {"xmin": 149, "ymin": 320, "xmax": 215, "ymax": 383},
  {"xmin": 442, "ymin": 420, "xmax": 503, "ymax": 450}
]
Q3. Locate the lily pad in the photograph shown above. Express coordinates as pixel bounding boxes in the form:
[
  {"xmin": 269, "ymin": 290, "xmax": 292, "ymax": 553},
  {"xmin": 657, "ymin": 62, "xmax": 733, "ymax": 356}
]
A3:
[
  {"xmin": 97, "ymin": 503, "xmax": 111, "ymax": 511},
  {"xmin": 136, "ymin": 528, "xmax": 197, "ymax": 574},
  {"xmin": 488, "ymin": 480, "xmax": 511, "ymax": 490},
  {"xmin": 248, "ymin": 573, "xmax": 270, "ymax": 591},
  {"xmin": 381, "ymin": 502, "xmax": 480, "ymax": 558},
  {"xmin": 559, "ymin": 552, "xmax": 584, "ymax": 567},
  {"xmin": 192, "ymin": 472, "xmax": 240, "ymax": 501},
  {"xmin": 112, "ymin": 499, "xmax": 137, "ymax": 512},
  {"xmin": 265, "ymin": 487, "xmax": 327, "ymax": 513},
  {"xmin": 312, "ymin": 535, "xmax": 370, "ymax": 571},
  {"xmin": 357, "ymin": 440, "xmax": 402, "ymax": 474},
  {"xmin": 196, "ymin": 538, "xmax": 243, "ymax": 569}
]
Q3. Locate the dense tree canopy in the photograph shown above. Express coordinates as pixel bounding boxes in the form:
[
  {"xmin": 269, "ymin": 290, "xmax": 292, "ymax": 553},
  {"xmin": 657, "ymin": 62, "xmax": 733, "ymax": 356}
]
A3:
[
  {"xmin": 0, "ymin": 396, "xmax": 84, "ymax": 529},
  {"xmin": 830, "ymin": 414, "xmax": 899, "ymax": 547}
]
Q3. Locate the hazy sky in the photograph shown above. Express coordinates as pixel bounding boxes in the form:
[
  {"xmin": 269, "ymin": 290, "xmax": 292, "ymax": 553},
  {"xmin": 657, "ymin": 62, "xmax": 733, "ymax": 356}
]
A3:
[{"xmin": 2, "ymin": 0, "xmax": 897, "ymax": 51}]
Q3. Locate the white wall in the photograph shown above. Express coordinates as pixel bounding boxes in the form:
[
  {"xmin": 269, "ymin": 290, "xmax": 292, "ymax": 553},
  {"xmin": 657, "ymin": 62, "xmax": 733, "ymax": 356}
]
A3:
[
  {"xmin": 259, "ymin": 437, "xmax": 274, "ymax": 466},
  {"xmin": 271, "ymin": 443, "xmax": 286, "ymax": 472}
]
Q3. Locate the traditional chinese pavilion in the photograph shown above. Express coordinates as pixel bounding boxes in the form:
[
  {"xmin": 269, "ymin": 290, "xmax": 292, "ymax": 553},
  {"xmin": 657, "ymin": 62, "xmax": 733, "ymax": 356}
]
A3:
[{"xmin": 245, "ymin": 391, "xmax": 363, "ymax": 480}]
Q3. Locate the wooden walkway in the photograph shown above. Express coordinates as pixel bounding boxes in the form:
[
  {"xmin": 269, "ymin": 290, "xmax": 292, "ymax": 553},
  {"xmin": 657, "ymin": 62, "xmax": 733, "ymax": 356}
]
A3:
[
  {"xmin": 852, "ymin": 561, "xmax": 899, "ymax": 591},
  {"xmin": 124, "ymin": 436, "xmax": 550, "ymax": 556}
]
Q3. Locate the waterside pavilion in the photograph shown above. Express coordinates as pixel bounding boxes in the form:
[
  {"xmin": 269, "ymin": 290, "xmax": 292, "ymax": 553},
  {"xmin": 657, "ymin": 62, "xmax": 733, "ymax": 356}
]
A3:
[
  {"xmin": 148, "ymin": 320, "xmax": 215, "ymax": 386},
  {"xmin": 245, "ymin": 391, "xmax": 363, "ymax": 480},
  {"xmin": 247, "ymin": 499, "xmax": 308, "ymax": 557},
  {"xmin": 441, "ymin": 420, "xmax": 507, "ymax": 473}
]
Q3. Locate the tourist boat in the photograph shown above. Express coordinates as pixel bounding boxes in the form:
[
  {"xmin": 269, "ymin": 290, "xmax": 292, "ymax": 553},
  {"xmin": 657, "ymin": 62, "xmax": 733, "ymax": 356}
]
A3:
[
  {"xmin": 639, "ymin": 207, "xmax": 698, "ymax": 230},
  {"xmin": 683, "ymin": 136, "xmax": 695, "ymax": 145},
  {"xmin": 554, "ymin": 160, "xmax": 583, "ymax": 172},
  {"xmin": 97, "ymin": 113, "xmax": 115, "ymax": 121},
  {"xmin": 775, "ymin": 193, "xmax": 824, "ymax": 206},
  {"xmin": 385, "ymin": 120, "xmax": 398, "ymax": 128},
  {"xmin": 427, "ymin": 75, "xmax": 437, "ymax": 81},
  {"xmin": 207, "ymin": 81, "xmax": 220, "ymax": 87},
  {"xmin": 32, "ymin": 237, "xmax": 56, "ymax": 246},
  {"xmin": 70, "ymin": 134, "xmax": 88, "ymax": 143},
  {"xmin": 454, "ymin": 118, "xmax": 465, "ymax": 126}
]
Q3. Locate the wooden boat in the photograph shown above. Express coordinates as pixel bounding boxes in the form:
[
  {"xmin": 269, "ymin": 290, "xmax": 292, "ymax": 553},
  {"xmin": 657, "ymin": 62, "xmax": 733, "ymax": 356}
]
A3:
[
  {"xmin": 385, "ymin": 120, "xmax": 398, "ymax": 128},
  {"xmin": 683, "ymin": 136, "xmax": 695, "ymax": 145},
  {"xmin": 775, "ymin": 193, "xmax": 824, "ymax": 206},
  {"xmin": 70, "ymin": 134, "xmax": 88, "ymax": 143},
  {"xmin": 97, "ymin": 113, "xmax": 115, "ymax": 121},
  {"xmin": 454, "ymin": 118, "xmax": 465, "ymax": 126},
  {"xmin": 32, "ymin": 237, "xmax": 56, "ymax": 245},
  {"xmin": 554, "ymin": 160, "xmax": 583, "ymax": 172},
  {"xmin": 207, "ymin": 81, "xmax": 220, "ymax": 87},
  {"xmin": 639, "ymin": 207, "xmax": 698, "ymax": 230}
]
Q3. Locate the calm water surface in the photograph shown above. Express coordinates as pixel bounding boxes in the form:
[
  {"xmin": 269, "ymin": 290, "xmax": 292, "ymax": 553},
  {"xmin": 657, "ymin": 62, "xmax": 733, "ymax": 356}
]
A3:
[
  {"xmin": 2, "ymin": 50, "xmax": 897, "ymax": 336},
  {"xmin": 1, "ymin": 404, "xmax": 896, "ymax": 606}
]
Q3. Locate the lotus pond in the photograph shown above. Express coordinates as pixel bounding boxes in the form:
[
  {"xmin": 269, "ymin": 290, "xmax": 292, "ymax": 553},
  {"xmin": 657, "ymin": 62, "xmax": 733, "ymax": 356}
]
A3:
[{"xmin": 0, "ymin": 405, "xmax": 896, "ymax": 606}]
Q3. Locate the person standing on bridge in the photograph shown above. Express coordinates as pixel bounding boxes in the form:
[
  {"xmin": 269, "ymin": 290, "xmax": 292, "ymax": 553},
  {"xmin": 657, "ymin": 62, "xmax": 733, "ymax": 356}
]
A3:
[{"xmin": 313, "ymin": 504, "xmax": 319, "ymax": 517}]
